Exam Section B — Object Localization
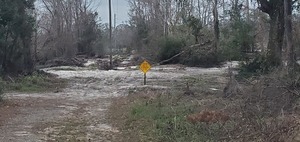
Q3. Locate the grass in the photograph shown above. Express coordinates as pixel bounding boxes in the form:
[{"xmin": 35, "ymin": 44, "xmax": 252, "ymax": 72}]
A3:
[
  {"xmin": 127, "ymin": 93, "xmax": 221, "ymax": 142},
  {"xmin": 108, "ymin": 73, "xmax": 300, "ymax": 141},
  {"xmin": 108, "ymin": 75, "xmax": 235, "ymax": 142},
  {"xmin": 2, "ymin": 72, "xmax": 67, "ymax": 93}
]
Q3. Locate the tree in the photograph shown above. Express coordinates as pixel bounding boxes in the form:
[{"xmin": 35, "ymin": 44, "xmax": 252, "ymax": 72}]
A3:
[
  {"xmin": 38, "ymin": 0, "xmax": 101, "ymax": 60},
  {"xmin": 256, "ymin": 0, "xmax": 284, "ymax": 66},
  {"xmin": 213, "ymin": 0, "xmax": 220, "ymax": 51},
  {"xmin": 257, "ymin": 0, "xmax": 299, "ymax": 70},
  {"xmin": 187, "ymin": 16, "xmax": 202, "ymax": 44},
  {"xmin": 0, "ymin": 0, "xmax": 35, "ymax": 74},
  {"xmin": 284, "ymin": 0, "xmax": 296, "ymax": 71}
]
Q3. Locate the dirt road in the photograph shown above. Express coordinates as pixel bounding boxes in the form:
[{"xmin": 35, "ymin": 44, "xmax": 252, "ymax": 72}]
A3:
[{"xmin": 0, "ymin": 64, "xmax": 230, "ymax": 142}]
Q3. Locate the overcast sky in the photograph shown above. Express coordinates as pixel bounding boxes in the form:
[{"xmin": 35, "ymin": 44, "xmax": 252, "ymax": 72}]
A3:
[{"xmin": 98, "ymin": 0, "xmax": 130, "ymax": 25}]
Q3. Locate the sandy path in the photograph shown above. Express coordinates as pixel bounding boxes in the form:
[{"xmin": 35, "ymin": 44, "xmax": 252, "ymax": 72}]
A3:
[{"xmin": 0, "ymin": 64, "xmax": 230, "ymax": 142}]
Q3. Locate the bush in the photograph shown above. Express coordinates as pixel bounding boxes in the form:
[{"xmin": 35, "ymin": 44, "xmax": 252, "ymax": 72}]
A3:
[
  {"xmin": 3, "ymin": 72, "xmax": 66, "ymax": 93},
  {"xmin": 238, "ymin": 54, "xmax": 279, "ymax": 78},
  {"xmin": 180, "ymin": 43, "xmax": 223, "ymax": 67},
  {"xmin": 159, "ymin": 36, "xmax": 186, "ymax": 64},
  {"xmin": 219, "ymin": 20, "xmax": 255, "ymax": 61}
]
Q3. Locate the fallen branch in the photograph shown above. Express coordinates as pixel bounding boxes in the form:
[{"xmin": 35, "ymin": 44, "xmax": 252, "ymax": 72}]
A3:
[
  {"xmin": 157, "ymin": 51, "xmax": 185, "ymax": 65},
  {"xmin": 156, "ymin": 41, "xmax": 212, "ymax": 66},
  {"xmin": 7, "ymin": 75, "xmax": 15, "ymax": 83}
]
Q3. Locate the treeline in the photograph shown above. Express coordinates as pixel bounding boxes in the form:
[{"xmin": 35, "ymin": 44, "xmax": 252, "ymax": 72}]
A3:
[
  {"xmin": 125, "ymin": 0, "xmax": 300, "ymax": 71},
  {"xmin": 36, "ymin": 0, "xmax": 105, "ymax": 62},
  {"xmin": 0, "ymin": 0, "xmax": 108, "ymax": 75},
  {"xmin": 1, "ymin": 0, "xmax": 300, "ymax": 75},
  {"xmin": 0, "ymin": 0, "xmax": 35, "ymax": 74}
]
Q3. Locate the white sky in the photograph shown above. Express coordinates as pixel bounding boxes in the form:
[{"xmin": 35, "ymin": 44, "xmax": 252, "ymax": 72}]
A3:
[{"xmin": 98, "ymin": 0, "xmax": 130, "ymax": 25}]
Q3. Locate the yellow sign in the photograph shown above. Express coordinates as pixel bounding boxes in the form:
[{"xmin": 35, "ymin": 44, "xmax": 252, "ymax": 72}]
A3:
[{"xmin": 140, "ymin": 60, "xmax": 151, "ymax": 74}]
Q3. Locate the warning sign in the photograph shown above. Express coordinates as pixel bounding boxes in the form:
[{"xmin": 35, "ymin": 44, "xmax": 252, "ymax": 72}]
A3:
[{"xmin": 140, "ymin": 60, "xmax": 151, "ymax": 74}]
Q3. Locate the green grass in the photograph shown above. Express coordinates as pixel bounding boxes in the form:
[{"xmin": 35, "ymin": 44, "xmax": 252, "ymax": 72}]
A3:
[
  {"xmin": 109, "ymin": 81, "xmax": 232, "ymax": 142},
  {"xmin": 2, "ymin": 73, "xmax": 67, "ymax": 93},
  {"xmin": 108, "ymin": 75, "xmax": 231, "ymax": 142},
  {"xmin": 110, "ymin": 74, "xmax": 300, "ymax": 142},
  {"xmin": 127, "ymin": 92, "xmax": 224, "ymax": 142}
]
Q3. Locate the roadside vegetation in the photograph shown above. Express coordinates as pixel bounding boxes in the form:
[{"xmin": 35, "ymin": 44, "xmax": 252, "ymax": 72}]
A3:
[
  {"xmin": 108, "ymin": 75, "xmax": 229, "ymax": 142},
  {"xmin": 0, "ymin": 72, "xmax": 67, "ymax": 94},
  {"xmin": 109, "ymin": 72, "xmax": 300, "ymax": 142},
  {"xmin": 1, "ymin": 0, "xmax": 300, "ymax": 141}
]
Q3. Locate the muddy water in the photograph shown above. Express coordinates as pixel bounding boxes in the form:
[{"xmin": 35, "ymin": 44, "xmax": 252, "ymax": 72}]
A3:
[{"xmin": 0, "ymin": 64, "xmax": 229, "ymax": 142}]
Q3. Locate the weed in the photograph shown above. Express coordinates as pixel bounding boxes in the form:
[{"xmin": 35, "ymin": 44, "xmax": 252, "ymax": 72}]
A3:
[
  {"xmin": 3, "ymin": 73, "xmax": 67, "ymax": 93},
  {"xmin": 109, "ymin": 84, "xmax": 233, "ymax": 142},
  {"xmin": 109, "ymin": 72, "xmax": 300, "ymax": 141}
]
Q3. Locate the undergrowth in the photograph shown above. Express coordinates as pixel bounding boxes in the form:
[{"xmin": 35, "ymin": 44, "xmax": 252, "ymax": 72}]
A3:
[
  {"xmin": 108, "ymin": 76, "xmax": 235, "ymax": 142},
  {"xmin": 109, "ymin": 73, "xmax": 300, "ymax": 142},
  {"xmin": 2, "ymin": 72, "xmax": 67, "ymax": 93}
]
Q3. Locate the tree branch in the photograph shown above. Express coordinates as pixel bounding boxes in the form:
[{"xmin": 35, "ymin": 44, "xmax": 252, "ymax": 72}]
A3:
[
  {"xmin": 257, "ymin": 0, "xmax": 271, "ymax": 14},
  {"xmin": 41, "ymin": 0, "xmax": 54, "ymax": 17},
  {"xmin": 292, "ymin": 0, "xmax": 298, "ymax": 5}
]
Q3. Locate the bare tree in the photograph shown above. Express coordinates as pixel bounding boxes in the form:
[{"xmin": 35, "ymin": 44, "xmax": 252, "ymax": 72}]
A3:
[
  {"xmin": 37, "ymin": 0, "xmax": 100, "ymax": 60},
  {"xmin": 213, "ymin": 0, "xmax": 219, "ymax": 51}
]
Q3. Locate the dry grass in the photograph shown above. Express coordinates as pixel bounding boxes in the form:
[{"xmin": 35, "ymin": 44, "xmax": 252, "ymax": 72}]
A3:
[
  {"xmin": 108, "ymin": 72, "xmax": 300, "ymax": 142},
  {"xmin": 187, "ymin": 110, "xmax": 230, "ymax": 124}
]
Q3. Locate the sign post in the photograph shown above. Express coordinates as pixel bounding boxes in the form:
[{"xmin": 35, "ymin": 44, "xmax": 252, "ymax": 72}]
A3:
[
  {"xmin": 144, "ymin": 73, "xmax": 146, "ymax": 85},
  {"xmin": 140, "ymin": 60, "xmax": 151, "ymax": 85}
]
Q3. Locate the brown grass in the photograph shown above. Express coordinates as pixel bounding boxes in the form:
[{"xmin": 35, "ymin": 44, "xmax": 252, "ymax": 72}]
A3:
[
  {"xmin": 187, "ymin": 110, "xmax": 230, "ymax": 124},
  {"xmin": 108, "ymin": 72, "xmax": 300, "ymax": 142}
]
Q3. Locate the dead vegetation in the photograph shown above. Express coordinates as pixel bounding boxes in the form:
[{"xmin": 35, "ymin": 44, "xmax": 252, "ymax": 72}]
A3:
[
  {"xmin": 222, "ymin": 70, "xmax": 300, "ymax": 141},
  {"xmin": 108, "ymin": 69, "xmax": 300, "ymax": 142},
  {"xmin": 187, "ymin": 110, "xmax": 230, "ymax": 124}
]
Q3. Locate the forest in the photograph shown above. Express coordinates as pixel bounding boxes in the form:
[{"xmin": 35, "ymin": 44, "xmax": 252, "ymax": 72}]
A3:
[
  {"xmin": 1, "ymin": 0, "xmax": 300, "ymax": 141},
  {"xmin": 0, "ymin": 0, "xmax": 300, "ymax": 74}
]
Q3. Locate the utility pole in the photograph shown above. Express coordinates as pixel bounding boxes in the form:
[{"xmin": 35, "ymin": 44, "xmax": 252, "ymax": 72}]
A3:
[
  {"xmin": 109, "ymin": 0, "xmax": 113, "ymax": 69},
  {"xmin": 114, "ymin": 13, "xmax": 117, "ymax": 52}
]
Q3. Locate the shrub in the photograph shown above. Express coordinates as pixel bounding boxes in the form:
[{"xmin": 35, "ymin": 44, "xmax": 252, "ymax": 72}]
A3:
[
  {"xmin": 3, "ymin": 72, "xmax": 66, "ymax": 93},
  {"xmin": 159, "ymin": 36, "xmax": 186, "ymax": 64},
  {"xmin": 180, "ymin": 43, "xmax": 223, "ymax": 67},
  {"xmin": 238, "ymin": 54, "xmax": 279, "ymax": 78},
  {"xmin": 219, "ymin": 20, "xmax": 255, "ymax": 61}
]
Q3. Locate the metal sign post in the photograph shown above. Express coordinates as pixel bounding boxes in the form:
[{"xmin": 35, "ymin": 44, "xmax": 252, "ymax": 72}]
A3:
[
  {"xmin": 144, "ymin": 73, "xmax": 146, "ymax": 85},
  {"xmin": 140, "ymin": 60, "xmax": 151, "ymax": 85}
]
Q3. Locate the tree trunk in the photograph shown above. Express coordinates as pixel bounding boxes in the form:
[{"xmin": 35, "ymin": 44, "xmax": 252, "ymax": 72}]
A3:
[
  {"xmin": 246, "ymin": 0, "xmax": 250, "ymax": 22},
  {"xmin": 257, "ymin": 0, "xmax": 284, "ymax": 67},
  {"xmin": 213, "ymin": 0, "xmax": 219, "ymax": 51},
  {"xmin": 266, "ymin": 4, "xmax": 284, "ymax": 66},
  {"xmin": 283, "ymin": 0, "xmax": 296, "ymax": 71}
]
